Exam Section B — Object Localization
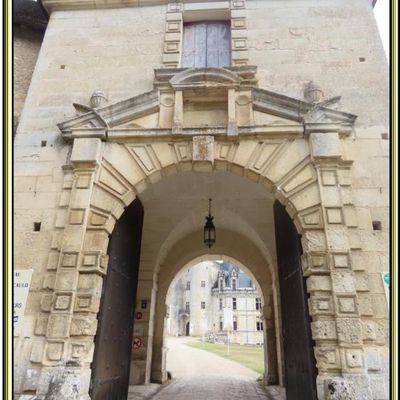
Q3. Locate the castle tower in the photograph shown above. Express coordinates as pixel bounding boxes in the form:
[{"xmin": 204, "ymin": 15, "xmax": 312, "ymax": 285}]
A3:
[{"xmin": 13, "ymin": 1, "xmax": 389, "ymax": 399}]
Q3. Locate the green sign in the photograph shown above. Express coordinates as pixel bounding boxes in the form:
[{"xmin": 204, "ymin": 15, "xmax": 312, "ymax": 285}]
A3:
[{"xmin": 383, "ymin": 272, "xmax": 389, "ymax": 286}]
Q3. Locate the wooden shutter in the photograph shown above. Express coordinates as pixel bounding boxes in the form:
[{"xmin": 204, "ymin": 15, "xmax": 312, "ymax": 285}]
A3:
[{"xmin": 182, "ymin": 21, "xmax": 231, "ymax": 68}]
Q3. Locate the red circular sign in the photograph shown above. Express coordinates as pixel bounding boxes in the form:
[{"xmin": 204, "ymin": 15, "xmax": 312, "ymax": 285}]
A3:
[
  {"xmin": 135, "ymin": 311, "xmax": 143, "ymax": 320},
  {"xmin": 132, "ymin": 337, "xmax": 142, "ymax": 350}
]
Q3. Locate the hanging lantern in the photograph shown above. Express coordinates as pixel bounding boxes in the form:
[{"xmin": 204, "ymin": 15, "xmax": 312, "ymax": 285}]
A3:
[{"xmin": 204, "ymin": 198, "xmax": 216, "ymax": 248}]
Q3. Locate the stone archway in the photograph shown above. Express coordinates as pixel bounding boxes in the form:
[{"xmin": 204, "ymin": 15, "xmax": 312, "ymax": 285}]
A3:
[
  {"xmin": 152, "ymin": 252, "xmax": 279, "ymax": 387},
  {"xmin": 37, "ymin": 68, "xmax": 372, "ymax": 399}
]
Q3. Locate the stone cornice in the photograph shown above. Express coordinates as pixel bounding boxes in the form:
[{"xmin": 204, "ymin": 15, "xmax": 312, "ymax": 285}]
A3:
[{"xmin": 41, "ymin": 0, "xmax": 220, "ymax": 13}]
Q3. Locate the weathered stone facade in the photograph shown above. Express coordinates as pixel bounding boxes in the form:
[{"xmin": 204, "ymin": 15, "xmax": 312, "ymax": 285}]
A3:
[
  {"xmin": 13, "ymin": 0, "xmax": 389, "ymax": 399},
  {"xmin": 167, "ymin": 260, "xmax": 265, "ymax": 345}
]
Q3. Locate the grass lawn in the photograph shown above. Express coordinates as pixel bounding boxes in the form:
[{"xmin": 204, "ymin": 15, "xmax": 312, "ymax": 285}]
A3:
[{"xmin": 186, "ymin": 340, "xmax": 264, "ymax": 375}]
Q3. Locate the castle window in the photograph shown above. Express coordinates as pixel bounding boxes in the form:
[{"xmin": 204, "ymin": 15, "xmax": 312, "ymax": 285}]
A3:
[
  {"xmin": 232, "ymin": 278, "xmax": 236, "ymax": 291},
  {"xmin": 255, "ymin": 298, "xmax": 262, "ymax": 310},
  {"xmin": 219, "ymin": 298, "xmax": 223, "ymax": 310},
  {"xmin": 186, "ymin": 302, "xmax": 190, "ymax": 312},
  {"xmin": 219, "ymin": 317, "xmax": 223, "ymax": 331},
  {"xmin": 201, "ymin": 280, "xmax": 206, "ymax": 287},
  {"xmin": 219, "ymin": 279, "xmax": 223, "ymax": 290},
  {"xmin": 232, "ymin": 297, "xmax": 237, "ymax": 310},
  {"xmin": 201, "ymin": 301, "xmax": 206, "ymax": 309},
  {"xmin": 182, "ymin": 21, "xmax": 231, "ymax": 68},
  {"xmin": 256, "ymin": 320, "xmax": 264, "ymax": 331},
  {"xmin": 233, "ymin": 317, "xmax": 238, "ymax": 331},
  {"xmin": 186, "ymin": 281, "xmax": 190, "ymax": 290}
]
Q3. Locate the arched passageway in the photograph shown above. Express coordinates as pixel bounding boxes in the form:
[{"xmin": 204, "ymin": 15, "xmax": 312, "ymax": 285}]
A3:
[{"xmin": 89, "ymin": 168, "xmax": 317, "ymax": 400}]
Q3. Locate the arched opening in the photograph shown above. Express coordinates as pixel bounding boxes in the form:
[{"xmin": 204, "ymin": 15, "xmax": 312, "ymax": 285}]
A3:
[
  {"xmin": 163, "ymin": 258, "xmax": 268, "ymax": 382},
  {"xmin": 185, "ymin": 322, "xmax": 190, "ymax": 337},
  {"xmin": 89, "ymin": 168, "xmax": 317, "ymax": 400}
]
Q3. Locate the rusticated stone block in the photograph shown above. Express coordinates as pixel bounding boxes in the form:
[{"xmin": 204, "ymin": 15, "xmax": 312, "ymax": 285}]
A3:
[
  {"xmin": 362, "ymin": 320, "xmax": 377, "ymax": 341},
  {"xmin": 54, "ymin": 270, "xmax": 79, "ymax": 291},
  {"xmin": 331, "ymin": 253, "xmax": 350, "ymax": 268},
  {"xmin": 321, "ymin": 170, "xmax": 337, "ymax": 186},
  {"xmin": 53, "ymin": 293, "xmax": 74, "ymax": 312},
  {"xmin": 74, "ymin": 295, "xmax": 100, "ymax": 314},
  {"xmin": 326, "ymin": 208, "xmax": 343, "ymax": 224},
  {"xmin": 311, "ymin": 320, "xmax": 337, "ymax": 340},
  {"xmin": 365, "ymin": 349, "xmax": 382, "ymax": 371},
  {"xmin": 302, "ymin": 252, "xmax": 329, "ymax": 275},
  {"xmin": 336, "ymin": 295, "xmax": 358, "ymax": 315},
  {"xmin": 325, "ymin": 374, "xmax": 373, "ymax": 400},
  {"xmin": 67, "ymin": 341, "xmax": 94, "ymax": 365},
  {"xmin": 46, "ymin": 314, "xmax": 72, "ymax": 338},
  {"xmin": 45, "ymin": 341, "xmax": 65, "ymax": 362},
  {"xmin": 354, "ymin": 272, "xmax": 369, "ymax": 292},
  {"xmin": 306, "ymin": 275, "xmax": 332, "ymax": 292},
  {"xmin": 326, "ymin": 226, "xmax": 350, "ymax": 250},
  {"xmin": 75, "ymin": 174, "xmax": 92, "ymax": 189},
  {"xmin": 331, "ymin": 270, "xmax": 355, "ymax": 293},
  {"xmin": 47, "ymin": 252, "xmax": 60, "ymax": 271},
  {"xmin": 22, "ymin": 368, "xmax": 40, "ymax": 391},
  {"xmin": 336, "ymin": 318, "xmax": 362, "ymax": 344},
  {"xmin": 60, "ymin": 252, "xmax": 79, "ymax": 268},
  {"xmin": 77, "ymin": 273, "xmax": 103, "ymax": 293},
  {"xmin": 30, "ymin": 341, "xmax": 44, "ymax": 363},
  {"xmin": 34, "ymin": 315, "xmax": 49, "ymax": 336},
  {"xmin": 40, "ymin": 294, "xmax": 53, "ymax": 312},
  {"xmin": 358, "ymin": 296, "xmax": 374, "ymax": 316},
  {"xmin": 79, "ymin": 252, "xmax": 108, "ymax": 275},
  {"xmin": 310, "ymin": 132, "xmax": 341, "ymax": 159},
  {"xmin": 345, "ymin": 348, "xmax": 363, "ymax": 368},
  {"xmin": 309, "ymin": 295, "xmax": 334, "ymax": 316},
  {"xmin": 302, "ymin": 230, "xmax": 326, "ymax": 252},
  {"xmin": 70, "ymin": 314, "xmax": 98, "ymax": 336},
  {"xmin": 42, "ymin": 274, "xmax": 56, "ymax": 290},
  {"xmin": 315, "ymin": 346, "xmax": 341, "ymax": 371},
  {"xmin": 69, "ymin": 209, "xmax": 86, "ymax": 225}
]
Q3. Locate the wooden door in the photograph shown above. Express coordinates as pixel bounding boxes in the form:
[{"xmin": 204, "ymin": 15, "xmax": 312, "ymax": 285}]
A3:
[
  {"xmin": 90, "ymin": 199, "xmax": 144, "ymax": 400},
  {"xmin": 273, "ymin": 201, "xmax": 318, "ymax": 400},
  {"xmin": 182, "ymin": 21, "xmax": 231, "ymax": 68}
]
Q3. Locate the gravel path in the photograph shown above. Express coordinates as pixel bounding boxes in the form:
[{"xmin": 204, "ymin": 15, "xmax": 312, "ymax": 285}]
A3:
[{"xmin": 165, "ymin": 336, "xmax": 260, "ymax": 381}]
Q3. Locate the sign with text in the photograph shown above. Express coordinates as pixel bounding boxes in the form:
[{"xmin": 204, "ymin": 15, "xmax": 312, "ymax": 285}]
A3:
[{"xmin": 13, "ymin": 269, "xmax": 33, "ymax": 336}]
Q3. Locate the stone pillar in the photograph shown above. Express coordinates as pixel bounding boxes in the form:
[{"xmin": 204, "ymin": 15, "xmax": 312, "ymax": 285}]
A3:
[
  {"xmin": 35, "ymin": 137, "xmax": 104, "ymax": 400},
  {"xmin": 262, "ymin": 296, "xmax": 279, "ymax": 385},
  {"xmin": 151, "ymin": 301, "xmax": 168, "ymax": 383},
  {"xmin": 172, "ymin": 90, "xmax": 183, "ymax": 134},
  {"xmin": 227, "ymin": 88, "xmax": 238, "ymax": 136},
  {"xmin": 304, "ymin": 129, "xmax": 381, "ymax": 399},
  {"xmin": 130, "ymin": 268, "xmax": 157, "ymax": 385}
]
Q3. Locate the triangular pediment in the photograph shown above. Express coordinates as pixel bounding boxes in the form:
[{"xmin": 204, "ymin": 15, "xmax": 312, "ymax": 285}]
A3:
[
  {"xmin": 57, "ymin": 90, "xmax": 159, "ymax": 132},
  {"xmin": 58, "ymin": 69, "xmax": 357, "ymax": 136}
]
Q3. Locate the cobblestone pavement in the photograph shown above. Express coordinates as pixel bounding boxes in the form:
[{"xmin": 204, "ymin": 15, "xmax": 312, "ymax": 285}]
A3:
[{"xmin": 150, "ymin": 376, "xmax": 272, "ymax": 400}]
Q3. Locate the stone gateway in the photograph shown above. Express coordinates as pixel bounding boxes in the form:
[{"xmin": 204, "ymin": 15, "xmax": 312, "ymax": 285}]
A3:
[{"xmin": 13, "ymin": 0, "xmax": 389, "ymax": 399}]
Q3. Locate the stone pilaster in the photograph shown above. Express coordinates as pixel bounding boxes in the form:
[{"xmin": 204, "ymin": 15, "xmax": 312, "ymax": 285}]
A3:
[
  {"xmin": 305, "ymin": 128, "xmax": 376, "ymax": 399},
  {"xmin": 35, "ymin": 138, "xmax": 103, "ymax": 400}
]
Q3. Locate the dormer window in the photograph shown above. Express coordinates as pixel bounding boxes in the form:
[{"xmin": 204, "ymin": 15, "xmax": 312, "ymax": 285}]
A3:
[{"xmin": 182, "ymin": 21, "xmax": 231, "ymax": 68}]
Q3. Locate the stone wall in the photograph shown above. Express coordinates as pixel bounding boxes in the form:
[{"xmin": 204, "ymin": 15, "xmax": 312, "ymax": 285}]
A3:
[
  {"xmin": 13, "ymin": 25, "xmax": 44, "ymax": 134},
  {"xmin": 13, "ymin": 0, "xmax": 389, "ymax": 399}
]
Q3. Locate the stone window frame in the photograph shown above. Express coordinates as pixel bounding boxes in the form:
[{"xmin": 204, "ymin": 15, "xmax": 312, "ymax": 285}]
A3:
[
  {"xmin": 232, "ymin": 297, "xmax": 237, "ymax": 310},
  {"xmin": 163, "ymin": 1, "xmax": 249, "ymax": 68},
  {"xmin": 201, "ymin": 280, "xmax": 206, "ymax": 287},
  {"xmin": 201, "ymin": 301, "xmax": 206, "ymax": 309},
  {"xmin": 255, "ymin": 297, "xmax": 262, "ymax": 310},
  {"xmin": 219, "ymin": 297, "xmax": 223, "ymax": 310}
]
